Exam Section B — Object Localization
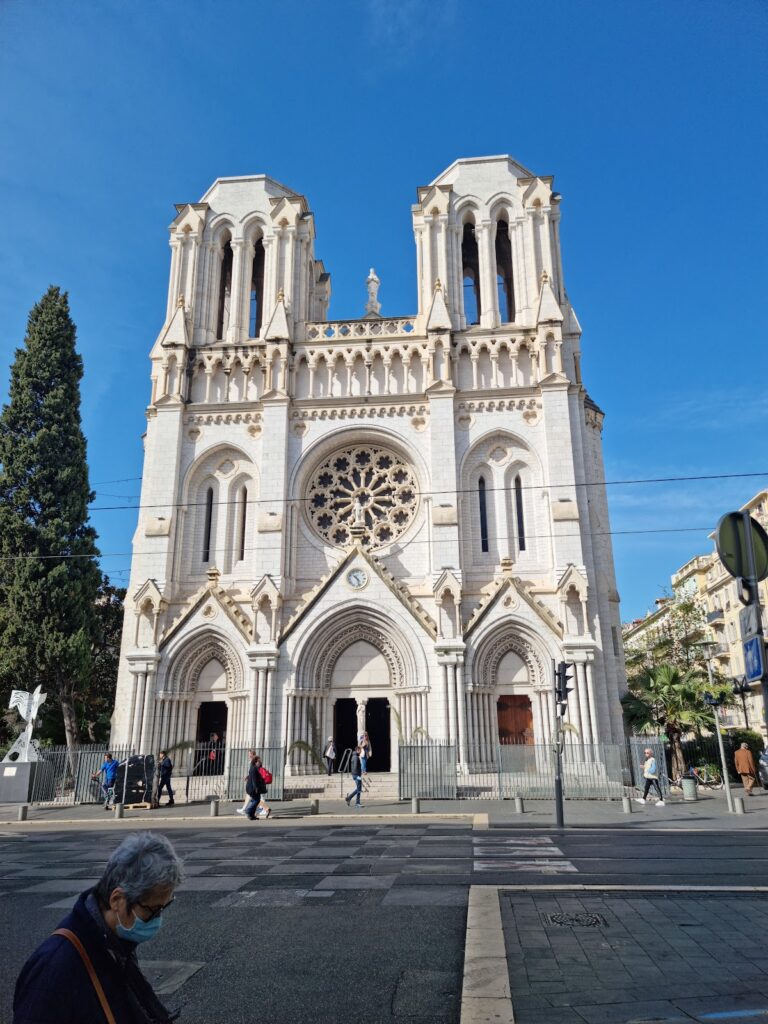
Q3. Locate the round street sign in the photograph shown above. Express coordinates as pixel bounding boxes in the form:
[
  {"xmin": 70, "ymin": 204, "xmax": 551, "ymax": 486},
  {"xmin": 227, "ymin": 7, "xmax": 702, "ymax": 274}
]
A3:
[{"xmin": 716, "ymin": 512, "xmax": 768, "ymax": 581}]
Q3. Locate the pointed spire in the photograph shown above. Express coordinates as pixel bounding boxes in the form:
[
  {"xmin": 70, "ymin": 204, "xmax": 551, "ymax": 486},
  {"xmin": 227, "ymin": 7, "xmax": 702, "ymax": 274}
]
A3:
[
  {"xmin": 264, "ymin": 289, "xmax": 291, "ymax": 341},
  {"xmin": 158, "ymin": 298, "xmax": 190, "ymax": 348},
  {"xmin": 426, "ymin": 277, "xmax": 452, "ymax": 331},
  {"xmin": 536, "ymin": 270, "xmax": 563, "ymax": 324}
]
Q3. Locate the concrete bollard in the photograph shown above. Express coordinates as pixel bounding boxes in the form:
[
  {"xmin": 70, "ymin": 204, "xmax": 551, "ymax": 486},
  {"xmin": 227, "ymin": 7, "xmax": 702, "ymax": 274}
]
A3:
[
  {"xmin": 310, "ymin": 799, "xmax": 319, "ymax": 816},
  {"xmin": 514, "ymin": 795, "xmax": 525, "ymax": 814},
  {"xmin": 734, "ymin": 796, "xmax": 746, "ymax": 815},
  {"xmin": 622, "ymin": 796, "xmax": 632, "ymax": 814},
  {"xmin": 114, "ymin": 803, "xmax": 124, "ymax": 819},
  {"xmin": 411, "ymin": 797, "xmax": 420, "ymax": 814},
  {"xmin": 210, "ymin": 799, "xmax": 219, "ymax": 817},
  {"xmin": 17, "ymin": 804, "xmax": 28, "ymax": 822}
]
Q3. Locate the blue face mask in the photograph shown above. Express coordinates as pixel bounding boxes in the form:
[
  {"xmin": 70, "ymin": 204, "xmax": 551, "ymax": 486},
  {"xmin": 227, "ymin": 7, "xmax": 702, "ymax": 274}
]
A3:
[{"xmin": 116, "ymin": 908, "xmax": 163, "ymax": 944}]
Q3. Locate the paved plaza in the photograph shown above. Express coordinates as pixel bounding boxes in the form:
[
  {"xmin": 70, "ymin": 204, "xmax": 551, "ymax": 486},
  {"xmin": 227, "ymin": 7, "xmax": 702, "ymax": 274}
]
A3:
[{"xmin": 3, "ymin": 802, "xmax": 768, "ymax": 1022}]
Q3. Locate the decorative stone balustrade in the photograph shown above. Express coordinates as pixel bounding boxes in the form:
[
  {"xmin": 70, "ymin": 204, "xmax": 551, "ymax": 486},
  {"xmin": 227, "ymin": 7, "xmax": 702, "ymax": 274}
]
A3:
[{"xmin": 305, "ymin": 317, "xmax": 416, "ymax": 342}]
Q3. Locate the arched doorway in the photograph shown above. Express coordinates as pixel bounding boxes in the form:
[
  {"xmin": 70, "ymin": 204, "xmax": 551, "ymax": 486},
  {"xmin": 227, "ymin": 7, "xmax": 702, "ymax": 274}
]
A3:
[{"xmin": 329, "ymin": 640, "xmax": 391, "ymax": 772}]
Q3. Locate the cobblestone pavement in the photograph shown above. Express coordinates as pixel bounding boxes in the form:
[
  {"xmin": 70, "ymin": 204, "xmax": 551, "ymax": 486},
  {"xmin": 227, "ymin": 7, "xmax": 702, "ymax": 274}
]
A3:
[{"xmin": 501, "ymin": 890, "xmax": 768, "ymax": 1023}]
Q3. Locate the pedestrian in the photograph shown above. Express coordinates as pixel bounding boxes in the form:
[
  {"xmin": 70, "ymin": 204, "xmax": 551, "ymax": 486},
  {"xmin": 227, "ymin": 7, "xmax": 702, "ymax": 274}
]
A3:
[
  {"xmin": 635, "ymin": 747, "xmax": 665, "ymax": 806},
  {"xmin": 13, "ymin": 831, "xmax": 183, "ymax": 1024},
  {"xmin": 236, "ymin": 748, "xmax": 257, "ymax": 815},
  {"xmin": 323, "ymin": 736, "xmax": 337, "ymax": 776},
  {"xmin": 735, "ymin": 742, "xmax": 757, "ymax": 796},
  {"xmin": 245, "ymin": 754, "xmax": 272, "ymax": 820},
  {"xmin": 91, "ymin": 753, "xmax": 119, "ymax": 809},
  {"xmin": 345, "ymin": 745, "xmax": 363, "ymax": 809},
  {"xmin": 359, "ymin": 731, "xmax": 372, "ymax": 774},
  {"xmin": 157, "ymin": 750, "xmax": 175, "ymax": 807}
]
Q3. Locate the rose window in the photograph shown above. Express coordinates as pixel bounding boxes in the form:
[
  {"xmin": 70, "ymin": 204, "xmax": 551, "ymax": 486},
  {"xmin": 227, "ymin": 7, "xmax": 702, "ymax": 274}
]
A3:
[{"xmin": 306, "ymin": 445, "xmax": 419, "ymax": 548}]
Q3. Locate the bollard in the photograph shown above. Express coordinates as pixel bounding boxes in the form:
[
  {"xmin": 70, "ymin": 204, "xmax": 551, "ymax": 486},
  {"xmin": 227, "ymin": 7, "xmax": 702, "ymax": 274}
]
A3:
[
  {"xmin": 210, "ymin": 799, "xmax": 219, "ymax": 817},
  {"xmin": 622, "ymin": 796, "xmax": 632, "ymax": 814},
  {"xmin": 734, "ymin": 796, "xmax": 745, "ymax": 815},
  {"xmin": 114, "ymin": 803, "xmax": 124, "ymax": 819},
  {"xmin": 411, "ymin": 797, "xmax": 420, "ymax": 814},
  {"xmin": 309, "ymin": 798, "xmax": 319, "ymax": 816},
  {"xmin": 17, "ymin": 804, "xmax": 28, "ymax": 822},
  {"xmin": 514, "ymin": 795, "xmax": 524, "ymax": 814}
]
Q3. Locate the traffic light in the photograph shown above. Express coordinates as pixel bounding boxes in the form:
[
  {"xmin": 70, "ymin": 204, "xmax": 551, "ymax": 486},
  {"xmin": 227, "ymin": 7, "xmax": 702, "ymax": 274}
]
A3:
[{"xmin": 554, "ymin": 661, "xmax": 573, "ymax": 716}]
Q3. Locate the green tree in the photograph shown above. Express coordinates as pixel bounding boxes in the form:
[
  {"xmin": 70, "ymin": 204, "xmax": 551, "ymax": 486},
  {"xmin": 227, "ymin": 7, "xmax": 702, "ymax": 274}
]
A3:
[
  {"xmin": 83, "ymin": 576, "xmax": 126, "ymax": 742},
  {"xmin": 621, "ymin": 663, "xmax": 724, "ymax": 779},
  {"xmin": 0, "ymin": 287, "xmax": 102, "ymax": 751}
]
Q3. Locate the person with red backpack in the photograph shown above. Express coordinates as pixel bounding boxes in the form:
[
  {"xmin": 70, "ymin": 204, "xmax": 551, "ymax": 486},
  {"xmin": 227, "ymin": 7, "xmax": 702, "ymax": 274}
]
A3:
[{"xmin": 245, "ymin": 754, "xmax": 272, "ymax": 820}]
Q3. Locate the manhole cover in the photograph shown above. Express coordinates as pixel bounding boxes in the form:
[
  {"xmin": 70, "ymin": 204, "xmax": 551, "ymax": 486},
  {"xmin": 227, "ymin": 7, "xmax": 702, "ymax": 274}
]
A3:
[{"xmin": 541, "ymin": 911, "xmax": 608, "ymax": 927}]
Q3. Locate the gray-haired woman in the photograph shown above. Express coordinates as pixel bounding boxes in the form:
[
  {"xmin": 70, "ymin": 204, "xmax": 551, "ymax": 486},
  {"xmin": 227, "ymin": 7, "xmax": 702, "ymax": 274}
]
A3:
[{"xmin": 14, "ymin": 831, "xmax": 184, "ymax": 1024}]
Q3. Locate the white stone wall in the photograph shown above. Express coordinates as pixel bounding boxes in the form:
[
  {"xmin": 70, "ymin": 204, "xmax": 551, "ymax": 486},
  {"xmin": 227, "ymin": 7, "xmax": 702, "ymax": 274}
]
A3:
[{"xmin": 111, "ymin": 156, "xmax": 627, "ymax": 764}]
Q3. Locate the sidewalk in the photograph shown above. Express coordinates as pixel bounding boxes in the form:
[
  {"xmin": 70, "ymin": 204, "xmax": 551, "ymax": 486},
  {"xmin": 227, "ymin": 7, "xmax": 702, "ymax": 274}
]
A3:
[{"xmin": 1, "ymin": 790, "xmax": 767, "ymax": 830}]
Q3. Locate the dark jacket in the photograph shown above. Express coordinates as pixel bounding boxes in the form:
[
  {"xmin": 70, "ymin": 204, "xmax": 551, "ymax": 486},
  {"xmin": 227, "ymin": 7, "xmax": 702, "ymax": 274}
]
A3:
[
  {"xmin": 13, "ymin": 889, "xmax": 174, "ymax": 1024},
  {"xmin": 246, "ymin": 763, "xmax": 267, "ymax": 796},
  {"xmin": 158, "ymin": 756, "xmax": 173, "ymax": 780},
  {"xmin": 350, "ymin": 752, "xmax": 362, "ymax": 777}
]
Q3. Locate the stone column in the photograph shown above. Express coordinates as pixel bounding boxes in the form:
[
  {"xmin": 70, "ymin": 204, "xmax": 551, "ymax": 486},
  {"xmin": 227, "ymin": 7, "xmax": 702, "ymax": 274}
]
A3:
[
  {"xmin": 226, "ymin": 239, "xmax": 245, "ymax": 343},
  {"xmin": 585, "ymin": 661, "xmax": 599, "ymax": 745},
  {"xmin": 131, "ymin": 672, "xmax": 146, "ymax": 751},
  {"xmin": 456, "ymin": 660, "xmax": 468, "ymax": 770},
  {"xmin": 257, "ymin": 668, "xmax": 268, "ymax": 748},
  {"xmin": 356, "ymin": 698, "xmax": 368, "ymax": 739},
  {"xmin": 263, "ymin": 666, "xmax": 274, "ymax": 748},
  {"xmin": 284, "ymin": 693, "xmax": 295, "ymax": 766},
  {"xmin": 576, "ymin": 661, "xmax": 591, "ymax": 747}
]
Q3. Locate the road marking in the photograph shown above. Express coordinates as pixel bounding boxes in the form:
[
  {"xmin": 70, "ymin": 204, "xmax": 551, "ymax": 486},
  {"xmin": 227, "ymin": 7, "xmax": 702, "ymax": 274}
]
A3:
[
  {"xmin": 460, "ymin": 885, "xmax": 514, "ymax": 1024},
  {"xmin": 473, "ymin": 835, "xmax": 578, "ymax": 874},
  {"xmin": 697, "ymin": 1011, "xmax": 768, "ymax": 1020}
]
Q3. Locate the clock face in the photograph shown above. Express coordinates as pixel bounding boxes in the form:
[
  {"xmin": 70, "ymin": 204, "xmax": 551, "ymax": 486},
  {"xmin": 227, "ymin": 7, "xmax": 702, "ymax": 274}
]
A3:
[{"xmin": 346, "ymin": 568, "xmax": 368, "ymax": 590}]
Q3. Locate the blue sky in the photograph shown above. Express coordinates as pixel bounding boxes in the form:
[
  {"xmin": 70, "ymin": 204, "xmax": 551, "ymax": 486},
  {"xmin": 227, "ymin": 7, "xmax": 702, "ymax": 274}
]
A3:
[{"xmin": 0, "ymin": 0, "xmax": 766, "ymax": 621}]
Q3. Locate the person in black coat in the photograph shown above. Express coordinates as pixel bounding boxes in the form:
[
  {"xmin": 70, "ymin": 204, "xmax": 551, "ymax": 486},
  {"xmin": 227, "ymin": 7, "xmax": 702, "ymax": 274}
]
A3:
[
  {"xmin": 13, "ymin": 831, "xmax": 184, "ymax": 1024},
  {"xmin": 244, "ymin": 754, "xmax": 272, "ymax": 820},
  {"xmin": 345, "ymin": 746, "xmax": 364, "ymax": 808},
  {"xmin": 157, "ymin": 751, "xmax": 175, "ymax": 807}
]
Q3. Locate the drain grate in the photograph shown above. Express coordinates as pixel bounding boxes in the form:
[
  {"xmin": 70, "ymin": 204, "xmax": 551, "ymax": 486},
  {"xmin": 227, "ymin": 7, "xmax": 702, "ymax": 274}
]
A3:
[{"xmin": 540, "ymin": 911, "xmax": 608, "ymax": 928}]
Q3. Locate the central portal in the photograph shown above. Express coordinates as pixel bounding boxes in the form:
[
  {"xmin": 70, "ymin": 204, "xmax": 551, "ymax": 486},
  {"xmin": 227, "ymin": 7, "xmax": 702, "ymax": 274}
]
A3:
[{"xmin": 365, "ymin": 698, "xmax": 391, "ymax": 772}]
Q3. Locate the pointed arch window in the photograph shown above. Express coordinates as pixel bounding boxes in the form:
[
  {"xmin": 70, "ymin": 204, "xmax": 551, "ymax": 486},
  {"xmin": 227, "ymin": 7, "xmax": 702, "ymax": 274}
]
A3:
[
  {"xmin": 216, "ymin": 239, "xmax": 233, "ymax": 340},
  {"xmin": 249, "ymin": 239, "xmax": 265, "ymax": 338},
  {"xmin": 478, "ymin": 476, "xmax": 489, "ymax": 553},
  {"xmin": 495, "ymin": 220, "xmax": 515, "ymax": 323},
  {"xmin": 514, "ymin": 474, "xmax": 526, "ymax": 552},
  {"xmin": 202, "ymin": 487, "xmax": 214, "ymax": 563},
  {"xmin": 461, "ymin": 222, "xmax": 481, "ymax": 325},
  {"xmin": 237, "ymin": 486, "xmax": 248, "ymax": 562}
]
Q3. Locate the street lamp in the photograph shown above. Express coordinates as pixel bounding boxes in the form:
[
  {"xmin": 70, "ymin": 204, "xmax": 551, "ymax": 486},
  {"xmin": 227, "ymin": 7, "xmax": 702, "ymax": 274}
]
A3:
[{"xmin": 695, "ymin": 639, "xmax": 734, "ymax": 813}]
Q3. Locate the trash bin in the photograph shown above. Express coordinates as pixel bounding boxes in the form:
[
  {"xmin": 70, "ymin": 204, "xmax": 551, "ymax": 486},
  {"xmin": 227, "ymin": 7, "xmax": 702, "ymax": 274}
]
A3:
[{"xmin": 681, "ymin": 778, "xmax": 698, "ymax": 801}]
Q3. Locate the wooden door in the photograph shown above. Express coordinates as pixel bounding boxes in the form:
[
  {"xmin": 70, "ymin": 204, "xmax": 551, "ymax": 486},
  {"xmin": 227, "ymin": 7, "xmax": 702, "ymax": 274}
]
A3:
[{"xmin": 497, "ymin": 695, "xmax": 533, "ymax": 745}]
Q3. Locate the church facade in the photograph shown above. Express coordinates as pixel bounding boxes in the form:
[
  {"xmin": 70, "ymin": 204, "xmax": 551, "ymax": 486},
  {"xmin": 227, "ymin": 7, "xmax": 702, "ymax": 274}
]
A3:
[{"xmin": 111, "ymin": 155, "xmax": 627, "ymax": 774}]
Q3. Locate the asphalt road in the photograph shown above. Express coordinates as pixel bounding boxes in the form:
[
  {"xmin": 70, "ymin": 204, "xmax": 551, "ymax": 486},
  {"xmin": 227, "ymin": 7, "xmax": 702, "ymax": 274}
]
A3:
[{"xmin": 2, "ymin": 823, "xmax": 768, "ymax": 1023}]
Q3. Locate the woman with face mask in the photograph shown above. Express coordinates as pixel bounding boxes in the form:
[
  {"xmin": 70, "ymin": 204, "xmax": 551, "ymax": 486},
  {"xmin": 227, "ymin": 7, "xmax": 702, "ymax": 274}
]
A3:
[{"xmin": 13, "ymin": 831, "xmax": 184, "ymax": 1023}]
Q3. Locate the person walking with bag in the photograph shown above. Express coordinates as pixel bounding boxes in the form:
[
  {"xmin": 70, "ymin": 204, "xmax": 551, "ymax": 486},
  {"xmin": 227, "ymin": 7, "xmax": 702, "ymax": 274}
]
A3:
[
  {"xmin": 236, "ymin": 749, "xmax": 257, "ymax": 815},
  {"xmin": 14, "ymin": 831, "xmax": 183, "ymax": 1024},
  {"xmin": 344, "ymin": 746, "xmax": 364, "ymax": 809},
  {"xmin": 245, "ymin": 754, "xmax": 272, "ymax": 820},
  {"xmin": 323, "ymin": 736, "xmax": 337, "ymax": 776},
  {"xmin": 635, "ymin": 748, "xmax": 665, "ymax": 806}
]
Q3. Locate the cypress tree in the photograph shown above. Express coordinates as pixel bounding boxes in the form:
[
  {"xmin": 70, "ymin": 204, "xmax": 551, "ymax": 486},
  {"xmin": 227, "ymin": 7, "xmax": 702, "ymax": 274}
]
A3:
[{"xmin": 0, "ymin": 287, "xmax": 102, "ymax": 750}]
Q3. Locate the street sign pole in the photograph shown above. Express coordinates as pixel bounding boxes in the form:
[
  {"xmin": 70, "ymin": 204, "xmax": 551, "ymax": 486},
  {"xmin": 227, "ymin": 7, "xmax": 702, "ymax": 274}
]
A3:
[{"xmin": 741, "ymin": 511, "xmax": 768, "ymax": 733}]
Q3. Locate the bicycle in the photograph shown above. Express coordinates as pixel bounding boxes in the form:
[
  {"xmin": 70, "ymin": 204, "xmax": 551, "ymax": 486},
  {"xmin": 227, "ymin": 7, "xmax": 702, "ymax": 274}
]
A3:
[{"xmin": 669, "ymin": 766, "xmax": 723, "ymax": 790}]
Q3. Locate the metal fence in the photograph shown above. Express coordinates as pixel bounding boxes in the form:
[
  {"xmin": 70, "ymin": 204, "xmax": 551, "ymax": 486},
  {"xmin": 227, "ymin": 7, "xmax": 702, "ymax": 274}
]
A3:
[
  {"xmin": 398, "ymin": 741, "xmax": 624, "ymax": 801},
  {"xmin": 498, "ymin": 743, "xmax": 624, "ymax": 800},
  {"xmin": 628, "ymin": 736, "xmax": 670, "ymax": 797},
  {"xmin": 225, "ymin": 747, "xmax": 285, "ymax": 802},
  {"xmin": 30, "ymin": 745, "xmax": 134, "ymax": 806},
  {"xmin": 399, "ymin": 742, "xmax": 458, "ymax": 799}
]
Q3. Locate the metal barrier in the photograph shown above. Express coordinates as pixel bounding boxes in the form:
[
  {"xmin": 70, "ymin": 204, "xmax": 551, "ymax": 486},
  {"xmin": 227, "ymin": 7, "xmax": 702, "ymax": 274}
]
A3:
[
  {"xmin": 30, "ymin": 745, "xmax": 133, "ymax": 806},
  {"xmin": 628, "ymin": 736, "xmax": 670, "ymax": 797},
  {"xmin": 399, "ymin": 741, "xmax": 458, "ymax": 799},
  {"xmin": 498, "ymin": 743, "xmax": 623, "ymax": 800},
  {"xmin": 225, "ymin": 747, "xmax": 285, "ymax": 802}
]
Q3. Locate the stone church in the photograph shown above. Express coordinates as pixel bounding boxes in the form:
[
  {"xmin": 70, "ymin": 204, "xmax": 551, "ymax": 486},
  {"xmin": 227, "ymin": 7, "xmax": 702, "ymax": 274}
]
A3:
[{"xmin": 111, "ymin": 154, "xmax": 627, "ymax": 776}]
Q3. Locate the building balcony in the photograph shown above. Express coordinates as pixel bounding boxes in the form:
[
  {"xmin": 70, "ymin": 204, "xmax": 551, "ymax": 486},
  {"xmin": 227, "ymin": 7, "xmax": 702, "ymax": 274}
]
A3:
[{"xmin": 706, "ymin": 608, "xmax": 724, "ymax": 624}]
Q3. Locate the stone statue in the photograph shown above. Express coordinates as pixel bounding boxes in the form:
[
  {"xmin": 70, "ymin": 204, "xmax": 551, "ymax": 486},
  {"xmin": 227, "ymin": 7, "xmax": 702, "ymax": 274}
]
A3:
[
  {"xmin": 365, "ymin": 267, "xmax": 381, "ymax": 317},
  {"xmin": 353, "ymin": 497, "xmax": 366, "ymax": 525},
  {"xmin": 2, "ymin": 685, "xmax": 47, "ymax": 763}
]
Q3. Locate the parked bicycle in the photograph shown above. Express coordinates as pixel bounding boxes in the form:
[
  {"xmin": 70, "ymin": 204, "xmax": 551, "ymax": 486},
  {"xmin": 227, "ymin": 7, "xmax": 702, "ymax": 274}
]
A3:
[{"xmin": 669, "ymin": 764, "xmax": 723, "ymax": 790}]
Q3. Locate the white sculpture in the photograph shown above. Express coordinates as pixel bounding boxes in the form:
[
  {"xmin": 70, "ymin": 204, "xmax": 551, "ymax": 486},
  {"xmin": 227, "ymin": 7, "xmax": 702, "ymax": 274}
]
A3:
[
  {"xmin": 365, "ymin": 267, "xmax": 381, "ymax": 317},
  {"xmin": 2, "ymin": 685, "xmax": 46, "ymax": 763},
  {"xmin": 353, "ymin": 497, "xmax": 366, "ymax": 525}
]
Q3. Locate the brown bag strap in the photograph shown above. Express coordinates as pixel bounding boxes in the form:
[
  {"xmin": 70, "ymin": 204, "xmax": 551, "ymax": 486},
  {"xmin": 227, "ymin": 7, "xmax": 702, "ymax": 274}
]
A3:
[{"xmin": 53, "ymin": 928, "xmax": 117, "ymax": 1024}]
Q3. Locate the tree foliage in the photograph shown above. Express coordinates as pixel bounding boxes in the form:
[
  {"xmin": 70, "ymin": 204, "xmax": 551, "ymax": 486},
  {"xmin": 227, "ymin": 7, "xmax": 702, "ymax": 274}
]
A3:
[{"xmin": 0, "ymin": 287, "xmax": 102, "ymax": 750}]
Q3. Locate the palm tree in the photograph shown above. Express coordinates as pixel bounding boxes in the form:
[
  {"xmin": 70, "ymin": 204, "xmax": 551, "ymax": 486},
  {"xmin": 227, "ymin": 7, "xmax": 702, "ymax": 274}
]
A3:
[{"xmin": 622, "ymin": 663, "xmax": 716, "ymax": 780}]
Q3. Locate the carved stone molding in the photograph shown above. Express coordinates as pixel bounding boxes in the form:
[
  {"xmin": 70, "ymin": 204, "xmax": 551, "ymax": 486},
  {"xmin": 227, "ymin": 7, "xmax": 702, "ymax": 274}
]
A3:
[
  {"xmin": 473, "ymin": 630, "xmax": 545, "ymax": 692},
  {"xmin": 168, "ymin": 637, "xmax": 244, "ymax": 695}
]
